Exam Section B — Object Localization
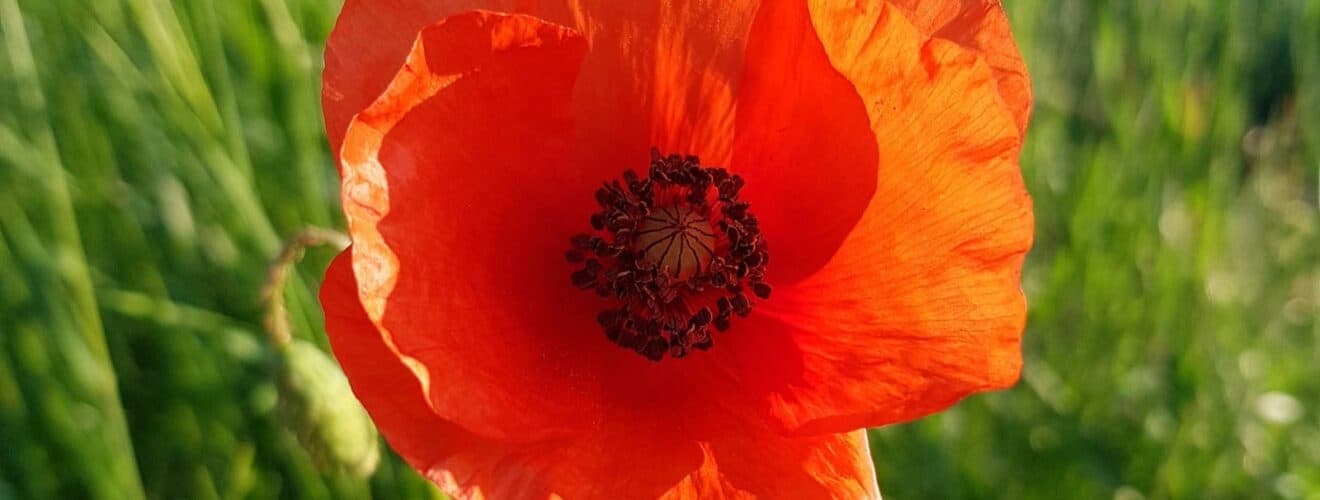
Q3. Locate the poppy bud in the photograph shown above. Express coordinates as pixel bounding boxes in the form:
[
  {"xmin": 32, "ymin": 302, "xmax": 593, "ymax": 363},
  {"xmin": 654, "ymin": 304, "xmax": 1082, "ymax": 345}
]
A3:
[{"xmin": 277, "ymin": 339, "xmax": 380, "ymax": 477}]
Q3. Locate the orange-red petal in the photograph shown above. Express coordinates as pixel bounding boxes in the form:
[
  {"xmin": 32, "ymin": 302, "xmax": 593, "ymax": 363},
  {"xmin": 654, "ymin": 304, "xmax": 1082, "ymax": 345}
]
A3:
[
  {"xmin": 554, "ymin": 0, "xmax": 759, "ymax": 171},
  {"xmin": 321, "ymin": 251, "xmax": 703, "ymax": 498},
  {"xmin": 337, "ymin": 11, "xmax": 611, "ymax": 441},
  {"xmin": 326, "ymin": 251, "xmax": 880, "ymax": 499},
  {"xmin": 323, "ymin": 0, "xmax": 527, "ymax": 156},
  {"xmin": 436, "ymin": 430, "xmax": 879, "ymax": 500},
  {"xmin": 734, "ymin": 0, "xmax": 1032, "ymax": 435},
  {"xmin": 732, "ymin": 0, "xmax": 879, "ymax": 284},
  {"xmin": 664, "ymin": 430, "xmax": 880, "ymax": 499},
  {"xmin": 732, "ymin": 0, "xmax": 1030, "ymax": 283},
  {"xmin": 887, "ymin": 0, "xmax": 1033, "ymax": 133},
  {"xmin": 321, "ymin": 248, "xmax": 477, "ymax": 471},
  {"xmin": 324, "ymin": 1, "xmax": 759, "ymax": 171}
]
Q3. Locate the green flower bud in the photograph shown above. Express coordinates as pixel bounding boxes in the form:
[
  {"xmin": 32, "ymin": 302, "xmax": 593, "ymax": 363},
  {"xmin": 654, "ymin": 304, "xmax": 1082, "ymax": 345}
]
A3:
[{"xmin": 277, "ymin": 339, "xmax": 380, "ymax": 477}]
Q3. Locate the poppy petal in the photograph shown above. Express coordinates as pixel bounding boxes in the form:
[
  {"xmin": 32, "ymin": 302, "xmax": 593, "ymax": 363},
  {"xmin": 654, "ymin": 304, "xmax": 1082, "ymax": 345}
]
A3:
[
  {"xmin": 321, "ymin": 248, "xmax": 473, "ymax": 471},
  {"xmin": 666, "ymin": 430, "xmax": 880, "ymax": 499},
  {"xmin": 324, "ymin": 1, "xmax": 760, "ymax": 171},
  {"xmin": 732, "ymin": 0, "xmax": 879, "ymax": 284},
  {"xmin": 556, "ymin": 0, "xmax": 759, "ymax": 171},
  {"xmin": 732, "ymin": 0, "xmax": 1030, "ymax": 284},
  {"xmin": 323, "ymin": 0, "xmax": 528, "ymax": 156},
  {"xmin": 327, "ymin": 253, "xmax": 877, "ymax": 499},
  {"xmin": 737, "ymin": 0, "xmax": 1033, "ymax": 435},
  {"xmin": 887, "ymin": 0, "xmax": 1033, "ymax": 133},
  {"xmin": 322, "ymin": 250, "xmax": 707, "ymax": 499},
  {"xmin": 432, "ymin": 430, "xmax": 879, "ymax": 500},
  {"xmin": 337, "ymin": 10, "xmax": 615, "ymax": 441}
]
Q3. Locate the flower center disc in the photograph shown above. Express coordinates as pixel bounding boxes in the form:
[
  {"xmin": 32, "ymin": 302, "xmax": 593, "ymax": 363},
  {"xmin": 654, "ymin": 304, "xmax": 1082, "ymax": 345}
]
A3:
[
  {"xmin": 636, "ymin": 206, "xmax": 715, "ymax": 281},
  {"xmin": 567, "ymin": 150, "xmax": 772, "ymax": 361}
]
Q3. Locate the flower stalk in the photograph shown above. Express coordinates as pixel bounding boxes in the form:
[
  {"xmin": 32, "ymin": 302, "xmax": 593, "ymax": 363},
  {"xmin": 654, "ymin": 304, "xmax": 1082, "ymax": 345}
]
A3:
[{"xmin": 260, "ymin": 226, "xmax": 350, "ymax": 347}]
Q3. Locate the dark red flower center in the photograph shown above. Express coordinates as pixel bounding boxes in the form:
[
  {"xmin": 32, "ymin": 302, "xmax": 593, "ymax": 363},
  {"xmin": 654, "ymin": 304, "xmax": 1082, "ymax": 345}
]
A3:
[{"xmin": 568, "ymin": 150, "xmax": 772, "ymax": 361}]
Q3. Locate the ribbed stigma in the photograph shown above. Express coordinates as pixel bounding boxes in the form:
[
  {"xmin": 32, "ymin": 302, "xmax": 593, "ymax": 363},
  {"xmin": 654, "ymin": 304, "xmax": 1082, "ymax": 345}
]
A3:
[
  {"xmin": 568, "ymin": 150, "xmax": 772, "ymax": 361},
  {"xmin": 636, "ymin": 206, "xmax": 715, "ymax": 281}
]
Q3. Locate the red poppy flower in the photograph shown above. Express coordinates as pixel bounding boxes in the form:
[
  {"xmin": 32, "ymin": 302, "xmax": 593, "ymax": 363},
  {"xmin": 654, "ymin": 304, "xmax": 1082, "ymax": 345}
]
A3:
[{"xmin": 319, "ymin": 0, "xmax": 1032, "ymax": 498}]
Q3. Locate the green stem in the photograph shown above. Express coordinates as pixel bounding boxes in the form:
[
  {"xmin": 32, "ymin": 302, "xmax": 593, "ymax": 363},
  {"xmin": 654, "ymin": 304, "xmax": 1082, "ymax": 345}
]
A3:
[{"xmin": 261, "ymin": 227, "xmax": 350, "ymax": 348}]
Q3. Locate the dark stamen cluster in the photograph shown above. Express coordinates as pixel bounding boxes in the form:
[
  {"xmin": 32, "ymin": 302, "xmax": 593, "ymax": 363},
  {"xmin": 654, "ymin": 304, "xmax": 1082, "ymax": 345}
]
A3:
[{"xmin": 568, "ymin": 149, "xmax": 771, "ymax": 361}]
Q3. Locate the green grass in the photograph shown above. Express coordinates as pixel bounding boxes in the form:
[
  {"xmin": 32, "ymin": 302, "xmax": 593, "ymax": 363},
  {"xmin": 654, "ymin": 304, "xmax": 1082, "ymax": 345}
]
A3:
[{"xmin": 0, "ymin": 0, "xmax": 1315, "ymax": 498}]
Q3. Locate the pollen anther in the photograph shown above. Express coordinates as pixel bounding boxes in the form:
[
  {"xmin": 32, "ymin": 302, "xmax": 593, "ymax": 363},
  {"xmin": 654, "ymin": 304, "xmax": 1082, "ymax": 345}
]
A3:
[{"xmin": 567, "ymin": 149, "xmax": 772, "ymax": 361}]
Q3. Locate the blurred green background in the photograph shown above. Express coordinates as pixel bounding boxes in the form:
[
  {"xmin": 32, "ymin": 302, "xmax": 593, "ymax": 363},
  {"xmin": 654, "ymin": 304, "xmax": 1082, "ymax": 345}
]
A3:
[{"xmin": 0, "ymin": 0, "xmax": 1315, "ymax": 498}]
